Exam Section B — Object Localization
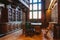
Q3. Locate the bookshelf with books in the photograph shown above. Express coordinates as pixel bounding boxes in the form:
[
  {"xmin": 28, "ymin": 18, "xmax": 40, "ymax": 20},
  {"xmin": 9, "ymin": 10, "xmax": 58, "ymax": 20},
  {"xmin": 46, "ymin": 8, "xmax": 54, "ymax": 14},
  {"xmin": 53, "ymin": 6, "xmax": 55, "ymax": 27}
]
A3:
[
  {"xmin": 6, "ymin": 5, "xmax": 22, "ymax": 22},
  {"xmin": 0, "ymin": 0, "xmax": 30, "ymax": 38},
  {"xmin": 0, "ymin": 4, "xmax": 22, "ymax": 37}
]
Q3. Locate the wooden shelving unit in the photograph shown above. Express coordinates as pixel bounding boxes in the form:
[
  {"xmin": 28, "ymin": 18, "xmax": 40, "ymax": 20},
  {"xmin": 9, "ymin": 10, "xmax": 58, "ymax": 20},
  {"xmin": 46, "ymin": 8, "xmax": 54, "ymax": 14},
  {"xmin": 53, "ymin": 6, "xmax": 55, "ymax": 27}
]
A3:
[{"xmin": 0, "ymin": 0, "xmax": 30, "ymax": 38}]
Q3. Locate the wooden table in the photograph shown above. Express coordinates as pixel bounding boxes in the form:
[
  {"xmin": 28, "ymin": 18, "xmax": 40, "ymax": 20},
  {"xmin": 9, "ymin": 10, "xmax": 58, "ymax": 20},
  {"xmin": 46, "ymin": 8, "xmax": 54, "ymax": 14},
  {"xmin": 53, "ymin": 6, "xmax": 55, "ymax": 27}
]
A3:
[{"xmin": 31, "ymin": 23, "xmax": 42, "ymax": 34}]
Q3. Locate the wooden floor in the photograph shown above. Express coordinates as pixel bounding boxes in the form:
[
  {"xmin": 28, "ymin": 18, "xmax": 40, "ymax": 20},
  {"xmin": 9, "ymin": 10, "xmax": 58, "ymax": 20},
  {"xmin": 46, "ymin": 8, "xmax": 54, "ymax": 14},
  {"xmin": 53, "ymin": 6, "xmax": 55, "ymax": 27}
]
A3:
[
  {"xmin": 0, "ymin": 30, "xmax": 54, "ymax": 40},
  {"xmin": 17, "ymin": 34, "xmax": 47, "ymax": 40},
  {"xmin": 1, "ymin": 33, "xmax": 60, "ymax": 40},
  {"xmin": 0, "ymin": 24, "xmax": 59, "ymax": 40},
  {"xmin": 0, "ymin": 33, "xmax": 52, "ymax": 40},
  {"xmin": 17, "ymin": 30, "xmax": 54, "ymax": 40}
]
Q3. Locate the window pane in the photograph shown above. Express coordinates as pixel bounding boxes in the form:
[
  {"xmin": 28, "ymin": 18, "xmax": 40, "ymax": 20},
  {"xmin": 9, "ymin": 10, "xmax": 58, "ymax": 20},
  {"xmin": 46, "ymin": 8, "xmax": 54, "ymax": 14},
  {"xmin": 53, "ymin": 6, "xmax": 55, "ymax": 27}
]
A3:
[
  {"xmin": 30, "ymin": 4, "xmax": 32, "ymax": 10},
  {"xmin": 39, "ymin": 11, "xmax": 41, "ymax": 19},
  {"xmin": 39, "ymin": 0, "xmax": 41, "ymax": 2},
  {"xmin": 30, "ymin": 0, "xmax": 32, "ymax": 3},
  {"xmin": 33, "ymin": 0, "xmax": 37, "ymax": 3},
  {"xmin": 33, "ymin": 11, "xmax": 37, "ymax": 19},
  {"xmin": 29, "ymin": 12, "xmax": 32, "ymax": 19},
  {"xmin": 39, "ymin": 4, "xmax": 41, "ymax": 10},
  {"xmin": 33, "ymin": 4, "xmax": 37, "ymax": 10}
]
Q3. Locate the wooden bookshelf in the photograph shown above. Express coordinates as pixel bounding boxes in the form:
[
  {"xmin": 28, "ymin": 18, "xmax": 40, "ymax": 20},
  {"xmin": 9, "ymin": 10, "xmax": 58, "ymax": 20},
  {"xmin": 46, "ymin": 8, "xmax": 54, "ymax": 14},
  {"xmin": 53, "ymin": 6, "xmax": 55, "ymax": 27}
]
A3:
[{"xmin": 0, "ymin": 0, "xmax": 30, "ymax": 38}]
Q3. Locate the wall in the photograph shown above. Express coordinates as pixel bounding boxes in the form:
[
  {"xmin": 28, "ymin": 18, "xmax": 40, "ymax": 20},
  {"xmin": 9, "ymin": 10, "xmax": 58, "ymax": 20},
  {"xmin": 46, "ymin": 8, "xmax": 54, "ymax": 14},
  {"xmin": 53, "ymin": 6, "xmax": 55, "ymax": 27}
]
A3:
[{"xmin": 58, "ymin": 0, "xmax": 60, "ymax": 24}]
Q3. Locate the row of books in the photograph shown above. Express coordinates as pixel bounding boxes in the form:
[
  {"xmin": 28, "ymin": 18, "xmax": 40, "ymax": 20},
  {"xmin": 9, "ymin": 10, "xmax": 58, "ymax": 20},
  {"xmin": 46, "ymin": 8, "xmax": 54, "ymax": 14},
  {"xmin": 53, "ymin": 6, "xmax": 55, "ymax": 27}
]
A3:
[
  {"xmin": 0, "ymin": 4, "xmax": 22, "ymax": 37},
  {"xmin": 7, "ymin": 5, "xmax": 22, "ymax": 22}
]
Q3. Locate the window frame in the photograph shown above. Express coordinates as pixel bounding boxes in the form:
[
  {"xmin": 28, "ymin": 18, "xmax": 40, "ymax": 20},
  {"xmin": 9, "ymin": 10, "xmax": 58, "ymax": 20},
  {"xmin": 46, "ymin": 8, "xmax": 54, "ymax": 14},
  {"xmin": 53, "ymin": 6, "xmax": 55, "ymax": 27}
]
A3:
[{"xmin": 29, "ymin": 0, "xmax": 42, "ymax": 19}]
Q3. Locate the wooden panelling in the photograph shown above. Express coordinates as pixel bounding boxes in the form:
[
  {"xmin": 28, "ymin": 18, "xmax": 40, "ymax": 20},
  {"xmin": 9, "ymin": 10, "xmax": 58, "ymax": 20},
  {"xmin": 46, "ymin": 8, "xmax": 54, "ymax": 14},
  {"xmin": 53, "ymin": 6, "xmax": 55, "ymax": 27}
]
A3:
[
  {"xmin": 58, "ymin": 0, "xmax": 60, "ymax": 24},
  {"xmin": 54, "ymin": 24, "xmax": 60, "ymax": 39}
]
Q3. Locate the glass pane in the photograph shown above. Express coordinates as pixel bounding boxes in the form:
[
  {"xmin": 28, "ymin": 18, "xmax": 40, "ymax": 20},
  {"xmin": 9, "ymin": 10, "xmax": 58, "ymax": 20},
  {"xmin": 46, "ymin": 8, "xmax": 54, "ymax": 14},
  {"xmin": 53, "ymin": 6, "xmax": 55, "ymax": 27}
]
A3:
[
  {"xmin": 39, "ymin": 4, "xmax": 41, "ymax": 10},
  {"xmin": 29, "ymin": 12, "xmax": 32, "ymax": 19},
  {"xmin": 33, "ymin": 11, "xmax": 37, "ymax": 19},
  {"xmin": 30, "ymin": 0, "xmax": 32, "ymax": 3},
  {"xmin": 39, "ymin": 11, "xmax": 41, "ymax": 19},
  {"xmin": 33, "ymin": 4, "xmax": 37, "ymax": 10},
  {"xmin": 30, "ymin": 4, "xmax": 32, "ymax": 10},
  {"xmin": 39, "ymin": 0, "xmax": 41, "ymax": 2},
  {"xmin": 33, "ymin": 0, "xmax": 37, "ymax": 3}
]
